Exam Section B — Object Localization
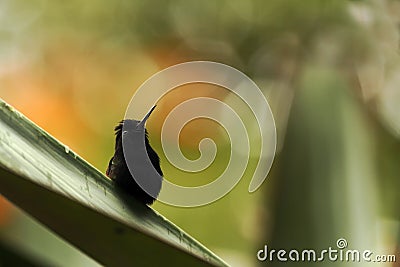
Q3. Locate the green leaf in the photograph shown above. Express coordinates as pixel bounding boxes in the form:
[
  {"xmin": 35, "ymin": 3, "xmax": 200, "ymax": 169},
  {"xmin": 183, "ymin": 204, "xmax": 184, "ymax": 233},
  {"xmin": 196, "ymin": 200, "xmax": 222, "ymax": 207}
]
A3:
[{"xmin": 0, "ymin": 99, "xmax": 228, "ymax": 267}]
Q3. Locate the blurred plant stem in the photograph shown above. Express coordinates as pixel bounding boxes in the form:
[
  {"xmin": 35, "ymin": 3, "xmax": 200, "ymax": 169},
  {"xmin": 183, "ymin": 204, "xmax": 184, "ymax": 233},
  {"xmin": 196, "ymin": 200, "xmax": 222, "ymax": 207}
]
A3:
[{"xmin": 265, "ymin": 65, "xmax": 380, "ymax": 267}]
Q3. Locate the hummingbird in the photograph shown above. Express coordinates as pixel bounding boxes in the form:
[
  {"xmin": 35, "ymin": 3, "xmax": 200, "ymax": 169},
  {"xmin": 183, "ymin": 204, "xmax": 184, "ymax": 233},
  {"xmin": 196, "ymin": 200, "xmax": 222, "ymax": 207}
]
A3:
[{"xmin": 106, "ymin": 106, "xmax": 163, "ymax": 205}]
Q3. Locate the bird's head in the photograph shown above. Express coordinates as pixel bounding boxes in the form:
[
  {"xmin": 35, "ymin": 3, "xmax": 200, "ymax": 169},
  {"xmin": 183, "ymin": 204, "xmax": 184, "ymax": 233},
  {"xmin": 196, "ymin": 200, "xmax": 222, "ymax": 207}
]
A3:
[{"xmin": 114, "ymin": 106, "xmax": 156, "ymax": 143}]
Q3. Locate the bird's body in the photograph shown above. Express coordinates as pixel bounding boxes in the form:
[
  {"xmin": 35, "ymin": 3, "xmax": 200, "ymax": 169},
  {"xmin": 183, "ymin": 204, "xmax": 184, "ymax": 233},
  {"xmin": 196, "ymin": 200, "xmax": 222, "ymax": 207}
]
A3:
[{"xmin": 106, "ymin": 118, "xmax": 162, "ymax": 205}]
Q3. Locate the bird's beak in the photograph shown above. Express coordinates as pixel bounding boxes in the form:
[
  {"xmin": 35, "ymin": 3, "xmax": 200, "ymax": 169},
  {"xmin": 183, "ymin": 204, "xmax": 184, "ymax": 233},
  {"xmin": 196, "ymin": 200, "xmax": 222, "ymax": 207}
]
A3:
[{"xmin": 137, "ymin": 105, "xmax": 156, "ymax": 130}]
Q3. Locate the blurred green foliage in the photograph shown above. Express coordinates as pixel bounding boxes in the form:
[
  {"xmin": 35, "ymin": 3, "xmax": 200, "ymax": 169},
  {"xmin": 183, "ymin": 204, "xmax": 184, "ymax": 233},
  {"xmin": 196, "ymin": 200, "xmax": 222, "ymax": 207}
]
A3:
[{"xmin": 1, "ymin": 0, "xmax": 400, "ymax": 266}]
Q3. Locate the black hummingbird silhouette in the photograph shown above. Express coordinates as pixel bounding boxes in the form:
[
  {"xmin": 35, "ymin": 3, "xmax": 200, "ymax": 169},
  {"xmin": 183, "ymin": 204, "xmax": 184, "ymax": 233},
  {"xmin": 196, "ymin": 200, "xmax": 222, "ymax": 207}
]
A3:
[{"xmin": 106, "ymin": 106, "xmax": 163, "ymax": 205}]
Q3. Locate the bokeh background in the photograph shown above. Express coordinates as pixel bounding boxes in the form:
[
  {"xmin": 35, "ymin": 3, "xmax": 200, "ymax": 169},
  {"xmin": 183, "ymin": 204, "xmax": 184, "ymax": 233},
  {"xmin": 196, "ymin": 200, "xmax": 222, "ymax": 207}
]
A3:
[{"xmin": 1, "ymin": 0, "xmax": 400, "ymax": 266}]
